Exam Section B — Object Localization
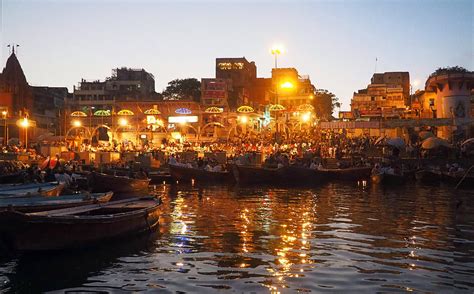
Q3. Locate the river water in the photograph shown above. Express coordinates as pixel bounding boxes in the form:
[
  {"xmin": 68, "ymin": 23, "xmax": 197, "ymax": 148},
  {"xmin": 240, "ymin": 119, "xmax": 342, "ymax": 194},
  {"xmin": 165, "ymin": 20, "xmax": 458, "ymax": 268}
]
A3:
[{"xmin": 0, "ymin": 181, "xmax": 473, "ymax": 293}]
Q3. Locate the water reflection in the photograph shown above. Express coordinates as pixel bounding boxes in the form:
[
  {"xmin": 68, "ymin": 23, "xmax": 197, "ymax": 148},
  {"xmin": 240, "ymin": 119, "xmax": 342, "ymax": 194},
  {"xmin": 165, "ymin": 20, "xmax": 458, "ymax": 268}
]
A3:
[{"xmin": 0, "ymin": 182, "xmax": 472, "ymax": 292}]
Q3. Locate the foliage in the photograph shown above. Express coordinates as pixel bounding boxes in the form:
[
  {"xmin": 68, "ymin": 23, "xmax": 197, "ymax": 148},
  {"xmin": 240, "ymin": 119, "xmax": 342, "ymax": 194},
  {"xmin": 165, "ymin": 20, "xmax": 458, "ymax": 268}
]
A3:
[
  {"xmin": 162, "ymin": 78, "xmax": 201, "ymax": 102},
  {"xmin": 312, "ymin": 89, "xmax": 340, "ymax": 120},
  {"xmin": 430, "ymin": 66, "xmax": 470, "ymax": 77}
]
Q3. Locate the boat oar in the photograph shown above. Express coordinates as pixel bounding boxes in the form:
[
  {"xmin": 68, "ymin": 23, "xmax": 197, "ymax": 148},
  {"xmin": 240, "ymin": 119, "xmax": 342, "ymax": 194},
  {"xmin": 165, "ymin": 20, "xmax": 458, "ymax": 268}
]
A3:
[{"xmin": 455, "ymin": 165, "xmax": 474, "ymax": 190}]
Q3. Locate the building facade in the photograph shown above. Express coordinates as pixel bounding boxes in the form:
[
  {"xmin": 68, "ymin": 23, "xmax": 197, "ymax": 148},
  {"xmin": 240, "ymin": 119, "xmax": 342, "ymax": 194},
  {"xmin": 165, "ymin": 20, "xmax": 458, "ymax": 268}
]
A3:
[{"xmin": 351, "ymin": 72, "xmax": 410, "ymax": 119}]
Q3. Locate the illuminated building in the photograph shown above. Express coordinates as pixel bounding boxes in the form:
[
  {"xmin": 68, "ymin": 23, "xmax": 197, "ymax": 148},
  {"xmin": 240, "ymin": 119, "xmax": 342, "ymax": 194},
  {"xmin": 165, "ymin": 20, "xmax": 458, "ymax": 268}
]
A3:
[
  {"xmin": 271, "ymin": 68, "xmax": 315, "ymax": 110},
  {"xmin": 351, "ymin": 72, "xmax": 410, "ymax": 119},
  {"xmin": 215, "ymin": 57, "xmax": 256, "ymax": 108},
  {"xmin": 200, "ymin": 78, "xmax": 231, "ymax": 108},
  {"xmin": 425, "ymin": 70, "xmax": 474, "ymax": 139}
]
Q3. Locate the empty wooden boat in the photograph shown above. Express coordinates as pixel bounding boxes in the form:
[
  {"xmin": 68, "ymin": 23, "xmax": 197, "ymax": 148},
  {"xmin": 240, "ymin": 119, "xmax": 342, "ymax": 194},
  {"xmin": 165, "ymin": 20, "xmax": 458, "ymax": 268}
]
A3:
[
  {"xmin": 90, "ymin": 172, "xmax": 150, "ymax": 194},
  {"xmin": 0, "ymin": 196, "xmax": 162, "ymax": 251},
  {"xmin": 0, "ymin": 182, "xmax": 65, "ymax": 198},
  {"xmin": 0, "ymin": 191, "xmax": 113, "ymax": 213}
]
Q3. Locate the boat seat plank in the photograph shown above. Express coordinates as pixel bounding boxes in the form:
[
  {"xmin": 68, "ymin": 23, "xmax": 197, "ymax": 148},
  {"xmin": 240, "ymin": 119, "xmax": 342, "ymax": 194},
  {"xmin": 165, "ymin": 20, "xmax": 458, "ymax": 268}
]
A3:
[{"xmin": 29, "ymin": 197, "xmax": 139, "ymax": 217}]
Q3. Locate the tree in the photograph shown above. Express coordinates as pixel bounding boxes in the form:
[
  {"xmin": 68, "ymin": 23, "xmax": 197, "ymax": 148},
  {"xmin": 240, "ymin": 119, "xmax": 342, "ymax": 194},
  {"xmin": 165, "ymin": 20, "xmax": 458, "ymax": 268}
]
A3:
[
  {"xmin": 430, "ymin": 66, "xmax": 470, "ymax": 77},
  {"xmin": 162, "ymin": 78, "xmax": 201, "ymax": 102},
  {"xmin": 312, "ymin": 89, "xmax": 340, "ymax": 120}
]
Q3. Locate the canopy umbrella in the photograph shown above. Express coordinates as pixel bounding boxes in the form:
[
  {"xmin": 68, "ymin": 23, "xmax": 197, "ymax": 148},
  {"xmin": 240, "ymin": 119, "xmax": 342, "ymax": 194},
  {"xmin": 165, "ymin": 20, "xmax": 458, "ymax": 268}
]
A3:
[
  {"xmin": 205, "ymin": 107, "xmax": 223, "ymax": 114},
  {"xmin": 237, "ymin": 106, "xmax": 254, "ymax": 113},
  {"xmin": 386, "ymin": 137, "xmax": 405, "ymax": 149},
  {"xmin": 418, "ymin": 131, "xmax": 434, "ymax": 141},
  {"xmin": 94, "ymin": 110, "xmax": 111, "ymax": 116},
  {"xmin": 70, "ymin": 111, "xmax": 87, "ymax": 117},
  {"xmin": 269, "ymin": 104, "xmax": 286, "ymax": 112},
  {"xmin": 144, "ymin": 109, "xmax": 161, "ymax": 115},
  {"xmin": 297, "ymin": 104, "xmax": 314, "ymax": 112},
  {"xmin": 421, "ymin": 137, "xmax": 452, "ymax": 150},
  {"xmin": 461, "ymin": 138, "xmax": 474, "ymax": 147},
  {"xmin": 175, "ymin": 108, "xmax": 191, "ymax": 115},
  {"xmin": 117, "ymin": 109, "xmax": 134, "ymax": 116}
]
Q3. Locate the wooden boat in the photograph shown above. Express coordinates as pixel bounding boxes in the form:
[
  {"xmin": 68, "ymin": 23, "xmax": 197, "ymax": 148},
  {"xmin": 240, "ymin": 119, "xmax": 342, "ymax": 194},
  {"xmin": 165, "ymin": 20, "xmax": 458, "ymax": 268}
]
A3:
[
  {"xmin": 371, "ymin": 172, "xmax": 406, "ymax": 185},
  {"xmin": 0, "ymin": 171, "xmax": 24, "ymax": 184},
  {"xmin": 90, "ymin": 172, "xmax": 150, "ymax": 194},
  {"xmin": 318, "ymin": 166, "xmax": 372, "ymax": 181},
  {"xmin": 0, "ymin": 182, "xmax": 65, "ymax": 198},
  {"xmin": 148, "ymin": 171, "xmax": 173, "ymax": 184},
  {"xmin": 0, "ymin": 196, "xmax": 161, "ymax": 251},
  {"xmin": 169, "ymin": 164, "xmax": 233, "ymax": 183},
  {"xmin": 0, "ymin": 191, "xmax": 113, "ymax": 213},
  {"xmin": 442, "ymin": 171, "xmax": 474, "ymax": 188},
  {"xmin": 279, "ymin": 165, "xmax": 327, "ymax": 185},
  {"xmin": 415, "ymin": 168, "xmax": 442, "ymax": 184},
  {"xmin": 232, "ymin": 164, "xmax": 283, "ymax": 185}
]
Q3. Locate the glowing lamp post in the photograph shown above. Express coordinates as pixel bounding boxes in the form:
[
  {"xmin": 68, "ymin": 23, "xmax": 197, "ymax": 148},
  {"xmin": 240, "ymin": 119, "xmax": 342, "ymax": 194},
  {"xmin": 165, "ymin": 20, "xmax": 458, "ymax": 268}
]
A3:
[
  {"xmin": 2, "ymin": 111, "xmax": 7, "ymax": 145},
  {"xmin": 20, "ymin": 117, "xmax": 29, "ymax": 147},
  {"xmin": 271, "ymin": 44, "xmax": 284, "ymax": 68}
]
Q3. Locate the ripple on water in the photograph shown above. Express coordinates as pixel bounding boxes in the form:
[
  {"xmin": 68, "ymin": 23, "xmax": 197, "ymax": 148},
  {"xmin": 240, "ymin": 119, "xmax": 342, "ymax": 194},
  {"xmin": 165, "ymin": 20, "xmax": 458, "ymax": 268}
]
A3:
[{"xmin": 0, "ymin": 182, "xmax": 472, "ymax": 293}]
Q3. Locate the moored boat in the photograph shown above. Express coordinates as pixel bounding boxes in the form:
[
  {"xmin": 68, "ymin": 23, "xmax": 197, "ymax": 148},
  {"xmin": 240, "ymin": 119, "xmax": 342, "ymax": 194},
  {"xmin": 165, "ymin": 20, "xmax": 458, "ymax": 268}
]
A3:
[
  {"xmin": 0, "ymin": 182, "xmax": 65, "ymax": 198},
  {"xmin": 279, "ymin": 165, "xmax": 326, "ymax": 185},
  {"xmin": 232, "ymin": 165, "xmax": 283, "ymax": 185},
  {"xmin": 415, "ymin": 168, "xmax": 442, "ymax": 184},
  {"xmin": 318, "ymin": 166, "xmax": 372, "ymax": 181},
  {"xmin": 442, "ymin": 171, "xmax": 474, "ymax": 188},
  {"xmin": 90, "ymin": 172, "xmax": 150, "ymax": 194},
  {"xmin": 0, "ymin": 196, "xmax": 162, "ymax": 251},
  {"xmin": 169, "ymin": 164, "xmax": 233, "ymax": 183},
  {"xmin": 371, "ymin": 172, "xmax": 406, "ymax": 185},
  {"xmin": 0, "ymin": 191, "xmax": 113, "ymax": 213},
  {"xmin": 148, "ymin": 171, "xmax": 173, "ymax": 184}
]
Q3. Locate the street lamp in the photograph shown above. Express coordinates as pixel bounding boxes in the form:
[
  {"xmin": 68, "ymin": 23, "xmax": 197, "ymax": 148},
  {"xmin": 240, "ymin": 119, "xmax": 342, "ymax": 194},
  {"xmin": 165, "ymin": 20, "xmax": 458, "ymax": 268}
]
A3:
[
  {"xmin": 72, "ymin": 120, "xmax": 82, "ymax": 128},
  {"xmin": 271, "ymin": 44, "xmax": 284, "ymax": 68},
  {"xmin": 20, "ymin": 117, "xmax": 29, "ymax": 147},
  {"xmin": 118, "ymin": 118, "xmax": 128, "ymax": 127},
  {"xmin": 1, "ymin": 111, "xmax": 7, "ymax": 145}
]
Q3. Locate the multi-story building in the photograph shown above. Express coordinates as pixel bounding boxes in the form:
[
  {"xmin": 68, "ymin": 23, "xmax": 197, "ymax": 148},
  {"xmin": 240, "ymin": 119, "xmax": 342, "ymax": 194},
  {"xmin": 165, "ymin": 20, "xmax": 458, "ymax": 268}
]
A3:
[
  {"xmin": 215, "ymin": 57, "xmax": 257, "ymax": 108},
  {"xmin": 200, "ymin": 78, "xmax": 231, "ymax": 108},
  {"xmin": 351, "ymin": 72, "xmax": 410, "ymax": 119},
  {"xmin": 31, "ymin": 86, "xmax": 69, "ymax": 134},
  {"xmin": 71, "ymin": 67, "xmax": 157, "ymax": 112},
  {"xmin": 271, "ymin": 68, "xmax": 315, "ymax": 110}
]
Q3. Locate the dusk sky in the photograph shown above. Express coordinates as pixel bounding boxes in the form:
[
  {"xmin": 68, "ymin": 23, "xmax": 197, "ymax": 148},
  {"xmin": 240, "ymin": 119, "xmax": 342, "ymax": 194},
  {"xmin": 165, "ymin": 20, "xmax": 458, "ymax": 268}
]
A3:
[{"xmin": 1, "ymin": 0, "xmax": 472, "ymax": 110}]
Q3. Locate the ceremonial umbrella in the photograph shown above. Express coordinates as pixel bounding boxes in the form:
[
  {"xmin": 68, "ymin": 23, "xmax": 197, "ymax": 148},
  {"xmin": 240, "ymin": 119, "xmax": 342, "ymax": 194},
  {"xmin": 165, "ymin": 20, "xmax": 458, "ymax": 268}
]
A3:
[
  {"xmin": 421, "ymin": 137, "xmax": 452, "ymax": 149},
  {"xmin": 386, "ymin": 137, "xmax": 405, "ymax": 149},
  {"xmin": 418, "ymin": 131, "xmax": 434, "ymax": 141},
  {"xmin": 269, "ymin": 104, "xmax": 286, "ymax": 112},
  {"xmin": 237, "ymin": 106, "xmax": 254, "ymax": 113},
  {"xmin": 205, "ymin": 107, "xmax": 223, "ymax": 114}
]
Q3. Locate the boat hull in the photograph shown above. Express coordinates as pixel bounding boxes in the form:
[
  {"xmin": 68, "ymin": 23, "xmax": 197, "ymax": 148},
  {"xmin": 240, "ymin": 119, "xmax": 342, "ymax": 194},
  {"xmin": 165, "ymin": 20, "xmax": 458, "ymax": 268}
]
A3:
[
  {"xmin": 169, "ymin": 164, "xmax": 233, "ymax": 183},
  {"xmin": 91, "ymin": 172, "xmax": 150, "ymax": 195},
  {"xmin": 232, "ymin": 165, "xmax": 283, "ymax": 185},
  {"xmin": 0, "ymin": 198, "xmax": 161, "ymax": 251},
  {"xmin": 320, "ymin": 167, "xmax": 372, "ymax": 181},
  {"xmin": 279, "ymin": 166, "xmax": 326, "ymax": 185},
  {"xmin": 0, "ymin": 192, "xmax": 113, "ymax": 213}
]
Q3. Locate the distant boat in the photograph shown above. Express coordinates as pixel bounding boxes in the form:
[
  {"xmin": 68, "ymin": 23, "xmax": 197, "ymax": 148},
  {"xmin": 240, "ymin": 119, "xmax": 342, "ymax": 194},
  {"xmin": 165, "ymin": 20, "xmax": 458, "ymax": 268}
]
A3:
[
  {"xmin": 0, "ymin": 191, "xmax": 113, "ymax": 213},
  {"xmin": 232, "ymin": 165, "xmax": 283, "ymax": 185},
  {"xmin": 279, "ymin": 165, "xmax": 326, "ymax": 185},
  {"xmin": 0, "ymin": 196, "xmax": 162, "ymax": 251},
  {"xmin": 0, "ymin": 182, "xmax": 65, "ymax": 198},
  {"xmin": 371, "ymin": 172, "xmax": 406, "ymax": 185},
  {"xmin": 90, "ymin": 172, "xmax": 150, "ymax": 194},
  {"xmin": 415, "ymin": 168, "xmax": 442, "ymax": 184},
  {"xmin": 318, "ymin": 166, "xmax": 372, "ymax": 181},
  {"xmin": 169, "ymin": 164, "xmax": 233, "ymax": 183}
]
